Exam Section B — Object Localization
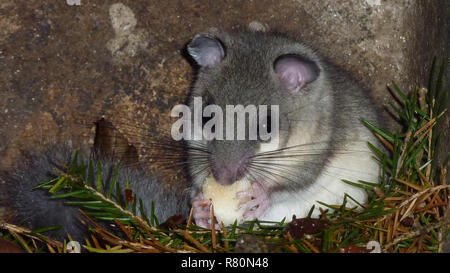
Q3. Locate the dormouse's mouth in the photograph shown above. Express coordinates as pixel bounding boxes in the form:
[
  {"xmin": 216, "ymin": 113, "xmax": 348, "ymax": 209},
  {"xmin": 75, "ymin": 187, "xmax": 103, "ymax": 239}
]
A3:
[
  {"xmin": 212, "ymin": 167, "xmax": 248, "ymax": 186},
  {"xmin": 210, "ymin": 155, "xmax": 251, "ymax": 186},
  {"xmin": 216, "ymin": 179, "xmax": 235, "ymax": 187}
]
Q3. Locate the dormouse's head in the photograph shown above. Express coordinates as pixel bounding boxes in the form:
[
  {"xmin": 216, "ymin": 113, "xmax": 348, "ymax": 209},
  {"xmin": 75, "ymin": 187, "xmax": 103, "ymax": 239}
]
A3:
[{"xmin": 184, "ymin": 30, "xmax": 327, "ymax": 189}]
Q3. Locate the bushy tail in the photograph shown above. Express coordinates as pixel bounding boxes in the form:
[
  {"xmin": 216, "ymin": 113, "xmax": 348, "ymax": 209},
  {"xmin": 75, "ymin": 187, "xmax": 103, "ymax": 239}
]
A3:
[{"xmin": 0, "ymin": 145, "xmax": 190, "ymax": 242}]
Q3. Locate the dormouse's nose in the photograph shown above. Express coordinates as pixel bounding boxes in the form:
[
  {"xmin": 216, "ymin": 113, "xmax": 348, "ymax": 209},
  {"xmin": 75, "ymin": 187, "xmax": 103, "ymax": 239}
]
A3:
[{"xmin": 212, "ymin": 157, "xmax": 248, "ymax": 186}]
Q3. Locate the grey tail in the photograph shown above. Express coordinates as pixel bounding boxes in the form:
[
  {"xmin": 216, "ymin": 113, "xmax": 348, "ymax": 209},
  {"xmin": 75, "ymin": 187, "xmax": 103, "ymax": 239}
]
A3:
[{"xmin": 0, "ymin": 145, "xmax": 190, "ymax": 242}]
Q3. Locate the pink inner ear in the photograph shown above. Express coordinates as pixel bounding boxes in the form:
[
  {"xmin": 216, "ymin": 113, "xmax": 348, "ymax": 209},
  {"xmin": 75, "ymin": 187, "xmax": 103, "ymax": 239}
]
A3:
[{"xmin": 275, "ymin": 56, "xmax": 316, "ymax": 94}]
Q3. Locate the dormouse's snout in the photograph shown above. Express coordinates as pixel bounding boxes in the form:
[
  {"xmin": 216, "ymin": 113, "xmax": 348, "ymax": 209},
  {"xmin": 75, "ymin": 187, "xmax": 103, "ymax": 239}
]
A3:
[
  {"xmin": 211, "ymin": 159, "xmax": 248, "ymax": 186},
  {"xmin": 210, "ymin": 142, "xmax": 251, "ymax": 186}
]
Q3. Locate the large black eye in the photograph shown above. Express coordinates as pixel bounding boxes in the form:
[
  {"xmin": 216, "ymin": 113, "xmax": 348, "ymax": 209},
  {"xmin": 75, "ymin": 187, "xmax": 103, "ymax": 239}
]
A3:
[
  {"xmin": 261, "ymin": 114, "xmax": 271, "ymax": 133},
  {"xmin": 202, "ymin": 113, "xmax": 216, "ymax": 133},
  {"xmin": 265, "ymin": 114, "xmax": 272, "ymax": 134},
  {"xmin": 258, "ymin": 112, "xmax": 271, "ymax": 141},
  {"xmin": 202, "ymin": 116, "xmax": 210, "ymax": 126},
  {"xmin": 202, "ymin": 93, "xmax": 215, "ymax": 131}
]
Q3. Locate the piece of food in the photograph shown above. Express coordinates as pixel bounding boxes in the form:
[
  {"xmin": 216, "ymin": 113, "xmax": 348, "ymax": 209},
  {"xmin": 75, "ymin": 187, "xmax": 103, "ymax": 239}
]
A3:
[{"xmin": 202, "ymin": 175, "xmax": 251, "ymax": 225}]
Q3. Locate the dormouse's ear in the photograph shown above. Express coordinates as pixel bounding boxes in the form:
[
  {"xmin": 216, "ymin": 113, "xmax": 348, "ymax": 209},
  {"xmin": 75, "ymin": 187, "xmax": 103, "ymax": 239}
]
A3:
[
  {"xmin": 187, "ymin": 34, "xmax": 225, "ymax": 67},
  {"xmin": 274, "ymin": 54, "xmax": 320, "ymax": 94}
]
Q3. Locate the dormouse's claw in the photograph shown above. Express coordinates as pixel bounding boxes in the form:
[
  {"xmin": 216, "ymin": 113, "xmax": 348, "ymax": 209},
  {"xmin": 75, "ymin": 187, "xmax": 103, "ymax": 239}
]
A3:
[
  {"xmin": 236, "ymin": 190, "xmax": 252, "ymax": 199},
  {"xmin": 238, "ymin": 199, "xmax": 259, "ymax": 211},
  {"xmin": 239, "ymin": 182, "xmax": 270, "ymax": 221},
  {"xmin": 192, "ymin": 191, "xmax": 220, "ymax": 230},
  {"xmin": 192, "ymin": 199, "xmax": 210, "ymax": 208}
]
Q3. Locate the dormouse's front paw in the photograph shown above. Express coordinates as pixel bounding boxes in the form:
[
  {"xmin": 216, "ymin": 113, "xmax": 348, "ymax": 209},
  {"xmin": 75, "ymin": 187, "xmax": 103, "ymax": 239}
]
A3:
[
  {"xmin": 192, "ymin": 192, "xmax": 220, "ymax": 229},
  {"xmin": 237, "ymin": 182, "xmax": 270, "ymax": 221}
]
